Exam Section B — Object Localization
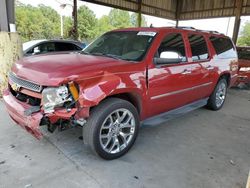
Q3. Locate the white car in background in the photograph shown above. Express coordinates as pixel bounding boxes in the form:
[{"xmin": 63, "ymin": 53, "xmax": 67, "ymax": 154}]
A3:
[{"xmin": 22, "ymin": 39, "xmax": 85, "ymax": 56}]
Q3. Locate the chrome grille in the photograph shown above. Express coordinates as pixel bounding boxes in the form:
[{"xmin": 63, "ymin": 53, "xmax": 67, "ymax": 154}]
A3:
[{"xmin": 9, "ymin": 72, "xmax": 42, "ymax": 93}]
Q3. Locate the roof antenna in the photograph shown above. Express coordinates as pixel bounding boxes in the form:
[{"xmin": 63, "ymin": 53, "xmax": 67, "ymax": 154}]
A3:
[{"xmin": 150, "ymin": 24, "xmax": 153, "ymax": 28}]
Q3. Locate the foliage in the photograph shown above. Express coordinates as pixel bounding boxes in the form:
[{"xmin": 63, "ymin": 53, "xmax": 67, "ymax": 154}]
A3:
[
  {"xmin": 130, "ymin": 13, "xmax": 147, "ymax": 27},
  {"xmin": 237, "ymin": 22, "xmax": 250, "ymax": 46},
  {"xmin": 15, "ymin": 3, "xmax": 148, "ymax": 41},
  {"xmin": 16, "ymin": 4, "xmax": 61, "ymax": 42},
  {"xmin": 77, "ymin": 6, "xmax": 97, "ymax": 40},
  {"xmin": 109, "ymin": 9, "xmax": 132, "ymax": 28}
]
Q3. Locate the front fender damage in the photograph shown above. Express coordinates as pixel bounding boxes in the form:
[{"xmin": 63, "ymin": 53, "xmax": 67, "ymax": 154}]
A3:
[{"xmin": 77, "ymin": 73, "xmax": 123, "ymax": 107}]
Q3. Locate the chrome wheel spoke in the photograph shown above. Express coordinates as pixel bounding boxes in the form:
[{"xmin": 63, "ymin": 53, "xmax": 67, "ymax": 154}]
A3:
[
  {"xmin": 119, "ymin": 111, "xmax": 128, "ymax": 123},
  {"xmin": 119, "ymin": 132, "xmax": 128, "ymax": 147},
  {"xmin": 215, "ymin": 82, "xmax": 226, "ymax": 107},
  {"xmin": 104, "ymin": 135, "xmax": 112, "ymax": 148},
  {"xmin": 109, "ymin": 137, "xmax": 118, "ymax": 152}
]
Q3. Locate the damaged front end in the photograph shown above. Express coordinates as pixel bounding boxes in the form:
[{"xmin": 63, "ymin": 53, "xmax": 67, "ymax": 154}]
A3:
[{"xmin": 3, "ymin": 79, "xmax": 89, "ymax": 139}]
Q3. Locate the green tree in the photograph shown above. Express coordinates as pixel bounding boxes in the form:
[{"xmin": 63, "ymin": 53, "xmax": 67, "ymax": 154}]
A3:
[
  {"xmin": 63, "ymin": 16, "xmax": 73, "ymax": 39},
  {"xmin": 238, "ymin": 22, "xmax": 250, "ymax": 46},
  {"xmin": 15, "ymin": 4, "xmax": 61, "ymax": 42},
  {"xmin": 109, "ymin": 9, "xmax": 132, "ymax": 28},
  {"xmin": 130, "ymin": 13, "xmax": 147, "ymax": 27},
  {"xmin": 77, "ymin": 5, "xmax": 97, "ymax": 40},
  {"xmin": 93, "ymin": 15, "xmax": 114, "ymax": 37}
]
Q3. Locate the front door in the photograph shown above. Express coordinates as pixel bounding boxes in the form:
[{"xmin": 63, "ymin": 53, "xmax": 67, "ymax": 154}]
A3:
[{"xmin": 147, "ymin": 32, "xmax": 196, "ymax": 117}]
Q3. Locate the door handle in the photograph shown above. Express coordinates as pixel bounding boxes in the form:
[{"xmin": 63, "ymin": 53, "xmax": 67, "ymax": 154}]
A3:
[
  {"xmin": 181, "ymin": 69, "xmax": 192, "ymax": 75},
  {"xmin": 205, "ymin": 65, "xmax": 214, "ymax": 70}
]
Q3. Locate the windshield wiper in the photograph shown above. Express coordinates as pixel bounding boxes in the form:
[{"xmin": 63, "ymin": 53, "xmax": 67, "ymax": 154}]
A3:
[{"xmin": 87, "ymin": 52, "xmax": 122, "ymax": 60}]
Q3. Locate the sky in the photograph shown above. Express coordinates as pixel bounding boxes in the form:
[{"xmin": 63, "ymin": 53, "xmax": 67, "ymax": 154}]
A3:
[{"xmin": 19, "ymin": 0, "xmax": 250, "ymax": 38}]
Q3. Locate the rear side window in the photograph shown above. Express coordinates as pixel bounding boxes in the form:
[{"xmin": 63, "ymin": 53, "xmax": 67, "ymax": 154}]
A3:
[
  {"xmin": 188, "ymin": 34, "xmax": 209, "ymax": 61},
  {"xmin": 209, "ymin": 37, "xmax": 237, "ymax": 59}
]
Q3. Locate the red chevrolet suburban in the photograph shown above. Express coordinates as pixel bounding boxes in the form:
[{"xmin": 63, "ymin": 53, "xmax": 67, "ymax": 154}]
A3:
[{"xmin": 3, "ymin": 27, "xmax": 238, "ymax": 159}]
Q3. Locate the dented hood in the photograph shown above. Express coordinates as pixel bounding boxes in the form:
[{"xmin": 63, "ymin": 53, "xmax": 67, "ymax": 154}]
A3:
[{"xmin": 11, "ymin": 53, "xmax": 129, "ymax": 86}]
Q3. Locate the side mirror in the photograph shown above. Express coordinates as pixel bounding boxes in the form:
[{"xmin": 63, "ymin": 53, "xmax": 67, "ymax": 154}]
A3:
[{"xmin": 154, "ymin": 51, "xmax": 183, "ymax": 65}]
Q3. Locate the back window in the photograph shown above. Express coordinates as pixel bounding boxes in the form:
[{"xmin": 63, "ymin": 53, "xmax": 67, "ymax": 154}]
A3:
[
  {"xmin": 209, "ymin": 36, "xmax": 237, "ymax": 59},
  {"xmin": 188, "ymin": 34, "xmax": 209, "ymax": 61}
]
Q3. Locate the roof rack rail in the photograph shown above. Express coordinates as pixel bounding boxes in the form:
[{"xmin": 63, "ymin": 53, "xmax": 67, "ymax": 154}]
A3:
[
  {"xmin": 176, "ymin": 26, "xmax": 196, "ymax": 30},
  {"xmin": 177, "ymin": 27, "xmax": 221, "ymax": 34}
]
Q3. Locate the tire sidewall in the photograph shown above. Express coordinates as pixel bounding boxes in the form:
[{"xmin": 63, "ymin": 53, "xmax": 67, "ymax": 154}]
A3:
[
  {"xmin": 86, "ymin": 99, "xmax": 140, "ymax": 160},
  {"xmin": 210, "ymin": 79, "xmax": 228, "ymax": 110}
]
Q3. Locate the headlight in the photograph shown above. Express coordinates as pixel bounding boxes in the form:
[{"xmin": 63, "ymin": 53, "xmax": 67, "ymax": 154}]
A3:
[{"xmin": 42, "ymin": 86, "xmax": 70, "ymax": 113}]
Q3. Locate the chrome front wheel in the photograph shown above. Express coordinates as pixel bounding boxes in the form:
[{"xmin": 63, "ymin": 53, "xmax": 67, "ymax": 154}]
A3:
[
  {"xmin": 99, "ymin": 109, "xmax": 135, "ymax": 154},
  {"xmin": 83, "ymin": 98, "xmax": 139, "ymax": 160}
]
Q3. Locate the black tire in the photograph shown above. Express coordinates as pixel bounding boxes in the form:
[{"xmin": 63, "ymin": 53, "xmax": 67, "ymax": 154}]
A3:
[
  {"xmin": 207, "ymin": 78, "xmax": 228, "ymax": 111},
  {"xmin": 83, "ymin": 98, "xmax": 140, "ymax": 160}
]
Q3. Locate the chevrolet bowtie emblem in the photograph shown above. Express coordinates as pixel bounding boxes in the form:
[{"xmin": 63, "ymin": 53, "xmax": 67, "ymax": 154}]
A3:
[{"xmin": 11, "ymin": 83, "xmax": 21, "ymax": 91}]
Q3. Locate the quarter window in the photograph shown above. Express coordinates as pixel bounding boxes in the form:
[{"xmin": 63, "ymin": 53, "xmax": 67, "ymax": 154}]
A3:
[
  {"xmin": 209, "ymin": 36, "xmax": 237, "ymax": 59},
  {"xmin": 188, "ymin": 34, "xmax": 209, "ymax": 61}
]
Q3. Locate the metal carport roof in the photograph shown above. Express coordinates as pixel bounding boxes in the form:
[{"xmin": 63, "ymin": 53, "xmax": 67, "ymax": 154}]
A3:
[{"xmin": 81, "ymin": 0, "xmax": 248, "ymax": 42}]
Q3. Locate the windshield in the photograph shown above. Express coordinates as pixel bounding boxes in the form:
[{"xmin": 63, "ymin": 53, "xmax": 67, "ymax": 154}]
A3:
[{"xmin": 83, "ymin": 31, "xmax": 156, "ymax": 61}]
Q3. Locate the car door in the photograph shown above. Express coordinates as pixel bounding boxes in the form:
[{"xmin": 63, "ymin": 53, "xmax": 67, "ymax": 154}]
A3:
[
  {"xmin": 147, "ymin": 32, "xmax": 196, "ymax": 117},
  {"xmin": 186, "ymin": 33, "xmax": 214, "ymax": 100}
]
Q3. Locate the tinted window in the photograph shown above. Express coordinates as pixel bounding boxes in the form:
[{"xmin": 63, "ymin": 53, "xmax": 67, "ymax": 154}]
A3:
[
  {"xmin": 210, "ymin": 36, "xmax": 237, "ymax": 59},
  {"xmin": 156, "ymin": 33, "xmax": 187, "ymax": 62},
  {"xmin": 188, "ymin": 34, "xmax": 209, "ymax": 61},
  {"xmin": 55, "ymin": 42, "xmax": 81, "ymax": 51},
  {"xmin": 27, "ymin": 42, "xmax": 55, "ymax": 55},
  {"xmin": 237, "ymin": 47, "xmax": 250, "ymax": 60}
]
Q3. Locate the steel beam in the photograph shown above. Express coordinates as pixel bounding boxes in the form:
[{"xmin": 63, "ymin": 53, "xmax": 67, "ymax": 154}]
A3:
[
  {"xmin": 137, "ymin": 0, "xmax": 142, "ymax": 27},
  {"xmin": 175, "ymin": 0, "xmax": 182, "ymax": 27},
  {"xmin": 0, "ymin": 0, "xmax": 8, "ymax": 31},
  {"xmin": 232, "ymin": 0, "xmax": 243, "ymax": 43}
]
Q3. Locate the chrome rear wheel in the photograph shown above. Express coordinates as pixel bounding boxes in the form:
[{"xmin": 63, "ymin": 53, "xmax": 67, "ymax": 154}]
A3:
[{"xmin": 215, "ymin": 82, "xmax": 227, "ymax": 108}]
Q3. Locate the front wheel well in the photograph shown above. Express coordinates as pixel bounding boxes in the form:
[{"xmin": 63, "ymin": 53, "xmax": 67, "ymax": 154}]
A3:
[{"xmin": 107, "ymin": 93, "xmax": 141, "ymax": 115}]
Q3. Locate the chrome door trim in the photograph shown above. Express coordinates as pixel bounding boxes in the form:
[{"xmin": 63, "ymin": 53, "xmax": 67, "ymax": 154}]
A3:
[{"xmin": 151, "ymin": 82, "xmax": 213, "ymax": 100}]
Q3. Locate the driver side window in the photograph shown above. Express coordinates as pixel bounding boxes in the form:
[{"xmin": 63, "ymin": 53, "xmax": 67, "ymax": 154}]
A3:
[{"xmin": 156, "ymin": 33, "xmax": 187, "ymax": 63}]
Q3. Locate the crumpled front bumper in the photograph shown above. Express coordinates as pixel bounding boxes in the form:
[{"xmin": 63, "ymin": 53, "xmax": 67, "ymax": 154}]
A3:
[{"xmin": 3, "ymin": 89, "xmax": 43, "ymax": 139}]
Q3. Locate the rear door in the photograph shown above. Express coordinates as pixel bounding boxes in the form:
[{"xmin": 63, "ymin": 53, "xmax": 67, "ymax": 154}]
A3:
[
  {"xmin": 186, "ymin": 33, "xmax": 214, "ymax": 99},
  {"xmin": 147, "ymin": 32, "xmax": 197, "ymax": 117}
]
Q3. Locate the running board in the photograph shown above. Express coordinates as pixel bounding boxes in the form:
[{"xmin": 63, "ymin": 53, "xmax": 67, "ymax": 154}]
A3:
[{"xmin": 141, "ymin": 98, "xmax": 209, "ymax": 127}]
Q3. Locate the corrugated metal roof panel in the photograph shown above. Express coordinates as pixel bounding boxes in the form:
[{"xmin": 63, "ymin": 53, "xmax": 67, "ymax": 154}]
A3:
[
  {"xmin": 81, "ymin": 0, "xmax": 250, "ymax": 20},
  {"xmin": 179, "ymin": 0, "xmax": 236, "ymax": 20}
]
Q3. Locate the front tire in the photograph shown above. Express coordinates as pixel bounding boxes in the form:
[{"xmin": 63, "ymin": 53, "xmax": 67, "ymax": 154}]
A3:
[
  {"xmin": 83, "ymin": 98, "xmax": 140, "ymax": 160},
  {"xmin": 207, "ymin": 78, "xmax": 228, "ymax": 110}
]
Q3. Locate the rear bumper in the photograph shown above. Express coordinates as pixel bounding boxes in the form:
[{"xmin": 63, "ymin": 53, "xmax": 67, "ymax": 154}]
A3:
[{"xmin": 3, "ymin": 89, "xmax": 43, "ymax": 139}]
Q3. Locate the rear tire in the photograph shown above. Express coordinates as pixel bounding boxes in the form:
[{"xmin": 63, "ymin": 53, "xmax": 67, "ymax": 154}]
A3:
[
  {"xmin": 207, "ymin": 78, "xmax": 228, "ymax": 111},
  {"xmin": 83, "ymin": 98, "xmax": 140, "ymax": 160}
]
